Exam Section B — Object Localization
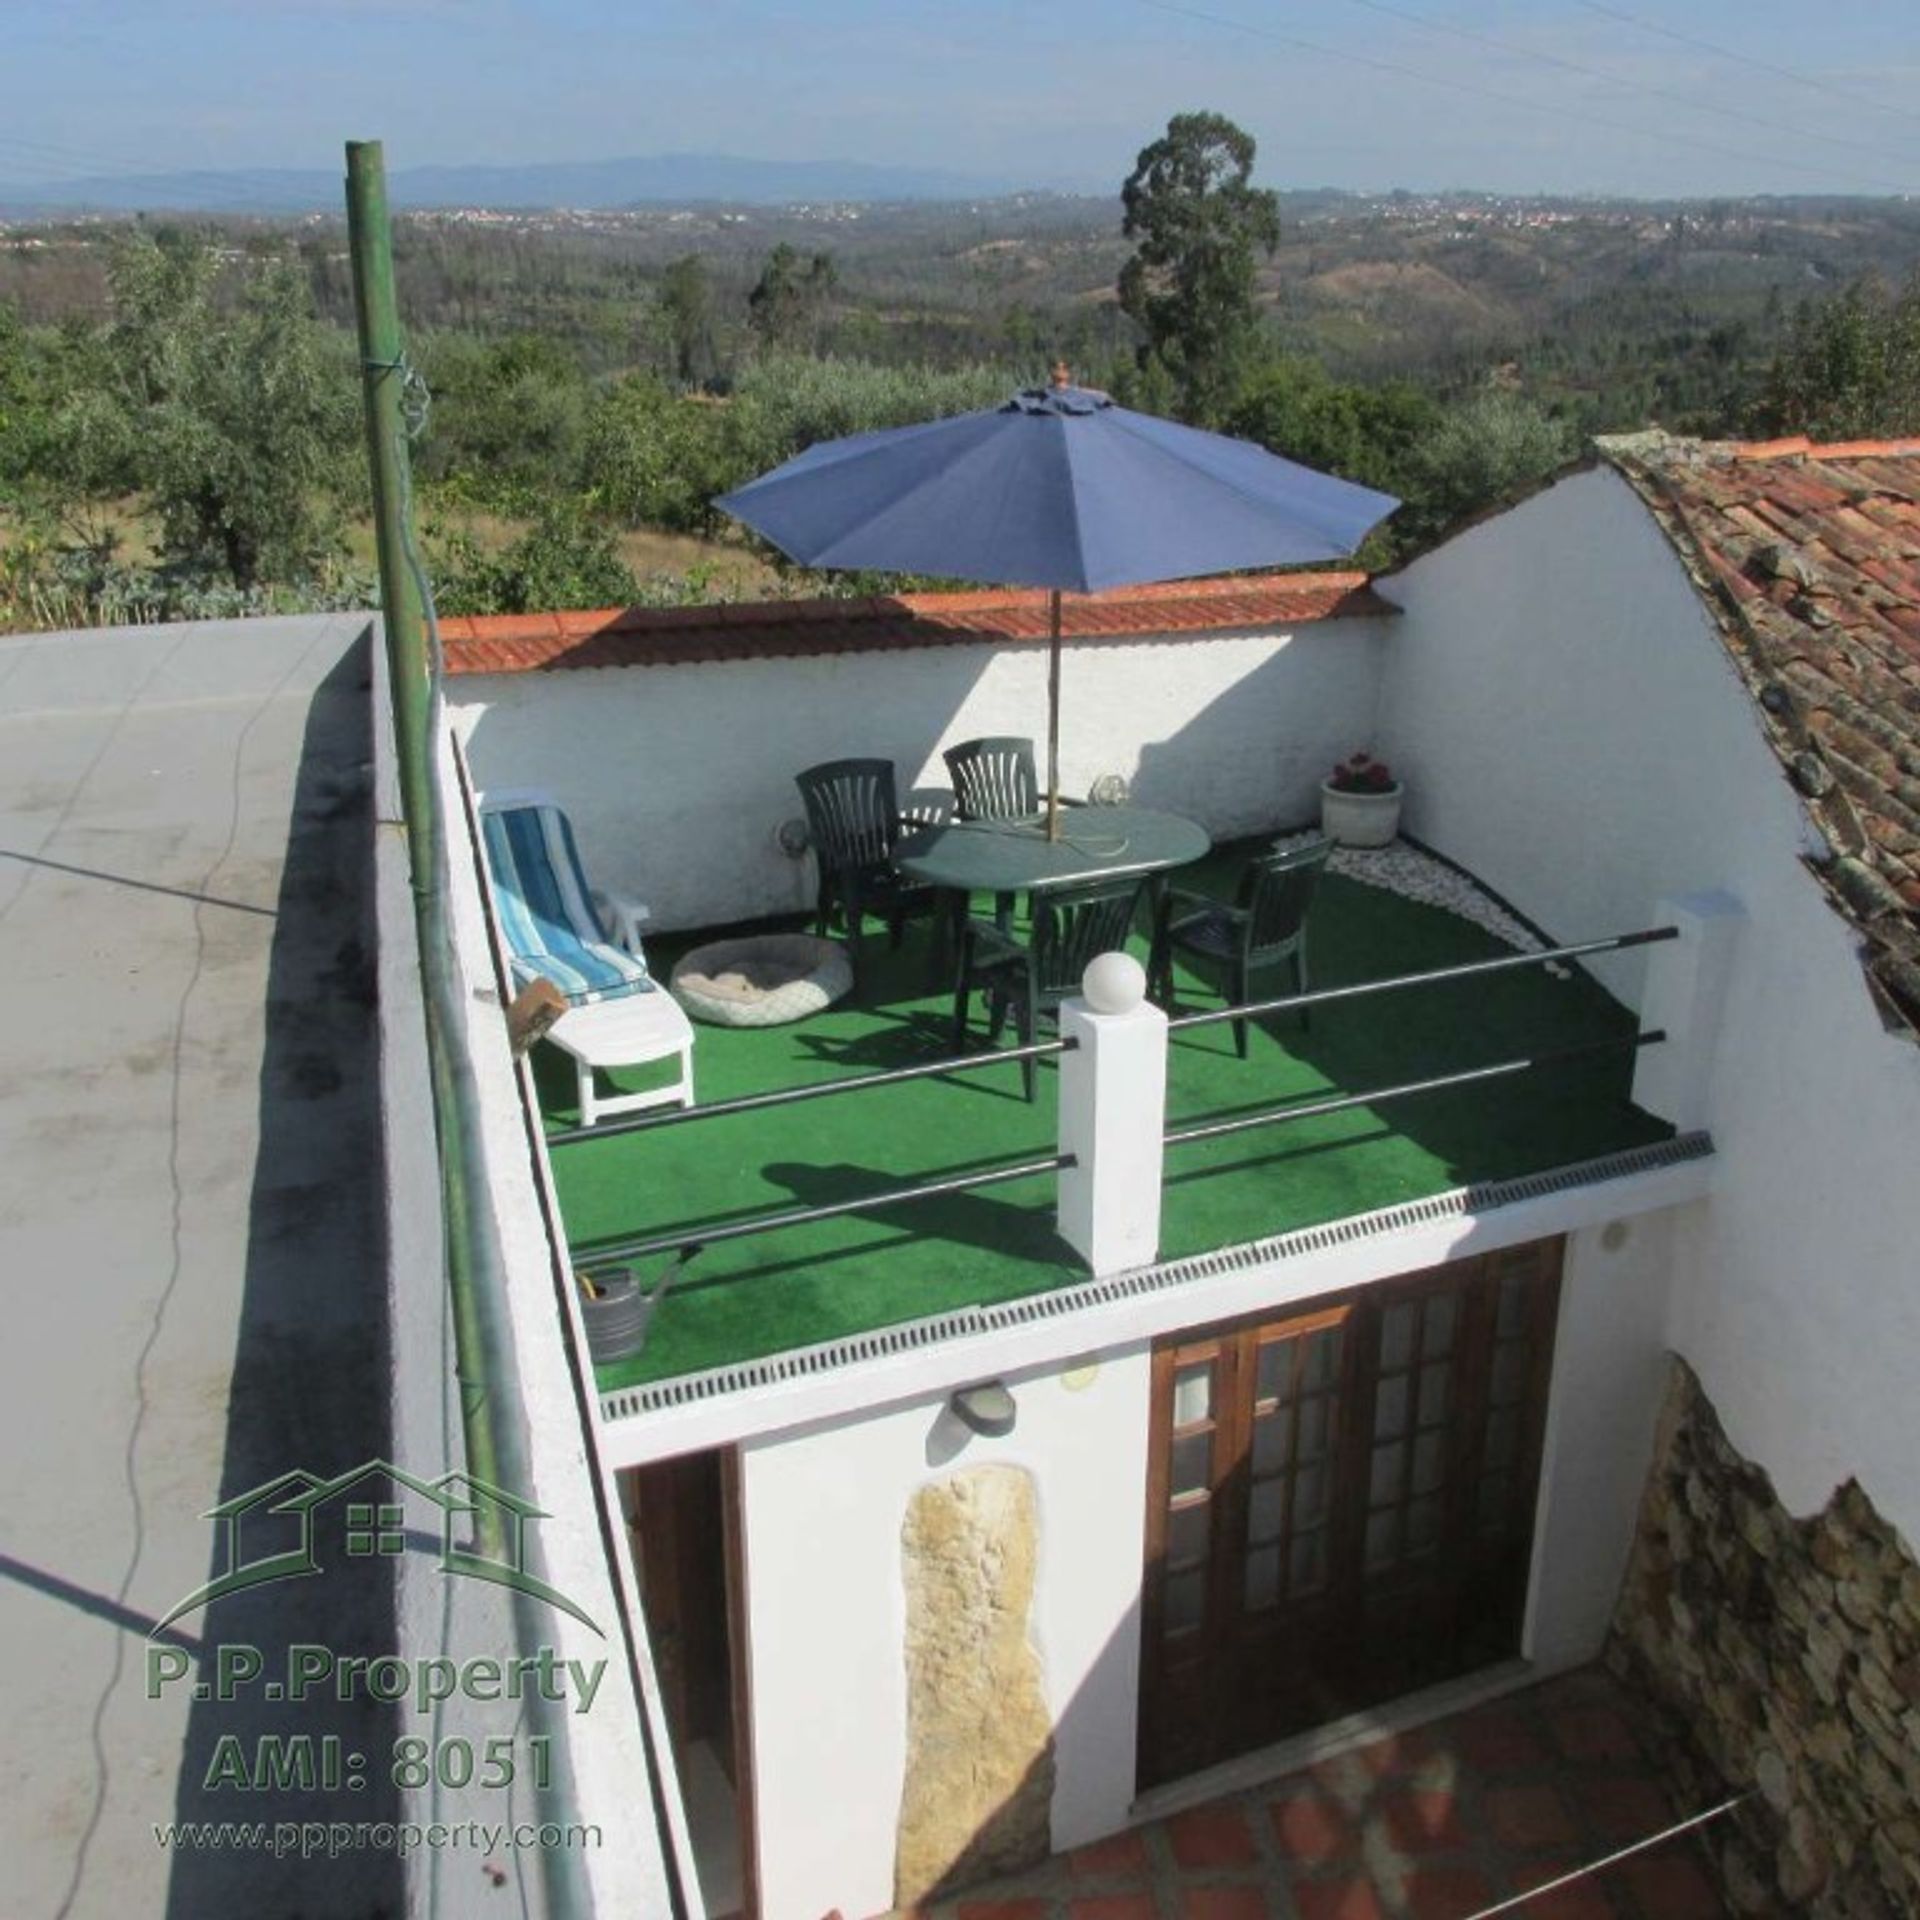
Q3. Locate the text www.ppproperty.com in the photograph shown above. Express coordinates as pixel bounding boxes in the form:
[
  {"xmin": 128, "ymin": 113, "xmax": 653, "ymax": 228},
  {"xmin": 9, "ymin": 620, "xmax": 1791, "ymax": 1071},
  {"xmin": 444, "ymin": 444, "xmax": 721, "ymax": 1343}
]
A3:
[{"xmin": 153, "ymin": 1818, "xmax": 603, "ymax": 1859}]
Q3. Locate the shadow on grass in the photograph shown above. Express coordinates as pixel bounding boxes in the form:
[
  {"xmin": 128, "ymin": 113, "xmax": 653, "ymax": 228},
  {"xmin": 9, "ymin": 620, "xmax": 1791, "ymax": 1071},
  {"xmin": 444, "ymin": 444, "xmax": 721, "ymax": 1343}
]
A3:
[
  {"xmin": 561, "ymin": 852, "xmax": 1672, "ymax": 1386},
  {"xmin": 1158, "ymin": 864, "xmax": 1670, "ymax": 1197}
]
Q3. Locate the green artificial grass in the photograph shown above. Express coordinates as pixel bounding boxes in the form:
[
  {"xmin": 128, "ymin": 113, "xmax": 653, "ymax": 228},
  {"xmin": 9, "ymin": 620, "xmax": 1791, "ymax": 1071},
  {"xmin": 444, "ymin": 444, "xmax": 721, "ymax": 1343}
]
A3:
[{"xmin": 543, "ymin": 842, "xmax": 1672, "ymax": 1390}]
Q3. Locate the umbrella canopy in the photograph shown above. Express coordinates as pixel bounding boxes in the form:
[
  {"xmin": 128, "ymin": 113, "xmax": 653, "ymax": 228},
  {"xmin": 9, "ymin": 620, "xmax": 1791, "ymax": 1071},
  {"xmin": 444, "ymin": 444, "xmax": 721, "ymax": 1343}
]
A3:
[
  {"xmin": 715, "ymin": 373, "xmax": 1399, "ymax": 830},
  {"xmin": 716, "ymin": 378, "xmax": 1396, "ymax": 593}
]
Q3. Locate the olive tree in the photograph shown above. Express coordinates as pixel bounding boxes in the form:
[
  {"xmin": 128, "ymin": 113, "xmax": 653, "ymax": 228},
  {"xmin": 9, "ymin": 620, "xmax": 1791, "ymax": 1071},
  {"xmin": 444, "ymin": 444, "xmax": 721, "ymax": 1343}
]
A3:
[{"xmin": 40, "ymin": 233, "xmax": 356, "ymax": 590}]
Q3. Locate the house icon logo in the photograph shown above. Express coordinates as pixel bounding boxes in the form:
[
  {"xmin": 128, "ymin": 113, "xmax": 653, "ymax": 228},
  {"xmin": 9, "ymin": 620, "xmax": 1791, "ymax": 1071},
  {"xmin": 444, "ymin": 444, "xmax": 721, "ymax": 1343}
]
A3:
[{"xmin": 152, "ymin": 1458, "xmax": 603, "ymax": 1637}]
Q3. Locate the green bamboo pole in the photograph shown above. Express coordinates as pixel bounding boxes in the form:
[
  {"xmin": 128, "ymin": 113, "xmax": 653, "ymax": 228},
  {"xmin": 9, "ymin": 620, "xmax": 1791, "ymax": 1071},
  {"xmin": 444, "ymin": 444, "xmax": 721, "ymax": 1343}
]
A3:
[
  {"xmin": 344, "ymin": 140, "xmax": 503, "ymax": 1521},
  {"xmin": 345, "ymin": 140, "xmax": 431, "ymax": 887},
  {"xmin": 344, "ymin": 147, "xmax": 609, "ymax": 1920}
]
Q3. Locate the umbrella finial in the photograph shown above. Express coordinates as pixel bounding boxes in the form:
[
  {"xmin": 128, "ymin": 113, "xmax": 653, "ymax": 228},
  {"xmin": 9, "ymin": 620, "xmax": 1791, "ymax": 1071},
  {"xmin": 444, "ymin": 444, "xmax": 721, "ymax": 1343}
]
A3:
[{"xmin": 1050, "ymin": 359, "xmax": 1072, "ymax": 390}]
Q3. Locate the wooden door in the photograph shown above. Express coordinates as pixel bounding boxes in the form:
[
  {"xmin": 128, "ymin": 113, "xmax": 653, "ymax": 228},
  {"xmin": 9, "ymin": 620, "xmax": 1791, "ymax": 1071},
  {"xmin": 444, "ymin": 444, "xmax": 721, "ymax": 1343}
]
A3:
[
  {"xmin": 1352, "ymin": 1243, "xmax": 1562, "ymax": 1699},
  {"xmin": 1223, "ymin": 1304, "xmax": 1365, "ymax": 1761},
  {"xmin": 1138, "ymin": 1326, "xmax": 1235, "ymax": 1789},
  {"xmin": 1138, "ymin": 1240, "xmax": 1562, "ymax": 1789},
  {"xmin": 627, "ymin": 1450, "xmax": 733, "ymax": 1767}
]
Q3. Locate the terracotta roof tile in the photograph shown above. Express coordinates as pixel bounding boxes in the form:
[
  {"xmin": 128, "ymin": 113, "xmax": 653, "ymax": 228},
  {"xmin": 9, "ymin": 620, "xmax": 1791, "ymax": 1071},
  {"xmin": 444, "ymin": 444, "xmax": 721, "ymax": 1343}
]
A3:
[
  {"xmin": 1601, "ymin": 432, "xmax": 1920, "ymax": 1032},
  {"xmin": 438, "ymin": 571, "xmax": 1394, "ymax": 677}
]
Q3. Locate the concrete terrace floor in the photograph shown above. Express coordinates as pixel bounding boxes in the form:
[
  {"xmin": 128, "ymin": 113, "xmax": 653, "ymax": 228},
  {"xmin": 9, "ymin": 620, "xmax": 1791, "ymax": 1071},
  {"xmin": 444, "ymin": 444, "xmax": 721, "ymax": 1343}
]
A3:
[
  {"xmin": 545, "ymin": 849, "xmax": 1675, "ymax": 1391},
  {"xmin": 902, "ymin": 1667, "xmax": 1738, "ymax": 1920},
  {"xmin": 0, "ymin": 617, "xmax": 398, "ymax": 1919}
]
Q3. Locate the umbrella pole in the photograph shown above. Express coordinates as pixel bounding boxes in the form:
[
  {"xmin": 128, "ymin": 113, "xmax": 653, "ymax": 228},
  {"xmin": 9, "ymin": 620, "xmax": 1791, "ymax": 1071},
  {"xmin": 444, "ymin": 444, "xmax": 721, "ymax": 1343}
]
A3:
[{"xmin": 1046, "ymin": 588, "xmax": 1063, "ymax": 841}]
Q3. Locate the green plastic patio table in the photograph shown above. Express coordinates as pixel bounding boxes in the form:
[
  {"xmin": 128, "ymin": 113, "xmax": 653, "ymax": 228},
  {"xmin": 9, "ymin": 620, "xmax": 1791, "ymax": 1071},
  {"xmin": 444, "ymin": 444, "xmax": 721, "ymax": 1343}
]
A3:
[{"xmin": 894, "ymin": 803, "xmax": 1212, "ymax": 939}]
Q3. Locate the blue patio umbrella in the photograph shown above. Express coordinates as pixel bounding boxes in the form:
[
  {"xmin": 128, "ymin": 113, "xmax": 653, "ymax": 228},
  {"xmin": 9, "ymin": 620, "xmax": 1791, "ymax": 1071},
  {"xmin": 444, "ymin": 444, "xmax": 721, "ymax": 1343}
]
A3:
[{"xmin": 715, "ymin": 369, "xmax": 1398, "ymax": 836}]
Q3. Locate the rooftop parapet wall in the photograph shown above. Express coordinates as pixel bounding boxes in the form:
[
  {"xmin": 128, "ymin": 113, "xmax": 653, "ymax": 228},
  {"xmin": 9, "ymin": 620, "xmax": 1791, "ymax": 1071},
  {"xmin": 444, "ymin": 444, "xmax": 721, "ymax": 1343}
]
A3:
[
  {"xmin": 373, "ymin": 651, "xmax": 693, "ymax": 1916},
  {"xmin": 437, "ymin": 572, "xmax": 1390, "ymax": 674},
  {"xmin": 440, "ymin": 575, "xmax": 1394, "ymax": 931}
]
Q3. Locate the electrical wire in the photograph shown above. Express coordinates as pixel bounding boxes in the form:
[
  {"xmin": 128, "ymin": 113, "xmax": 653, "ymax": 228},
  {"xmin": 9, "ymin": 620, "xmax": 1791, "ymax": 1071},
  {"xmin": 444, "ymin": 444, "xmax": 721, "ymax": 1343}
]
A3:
[
  {"xmin": 1132, "ymin": 0, "xmax": 1916, "ymax": 196},
  {"xmin": 1572, "ymin": 0, "xmax": 1920, "ymax": 136},
  {"xmin": 1327, "ymin": 0, "xmax": 1920, "ymax": 175},
  {"xmin": 1457, "ymin": 1792, "xmax": 1749, "ymax": 1918}
]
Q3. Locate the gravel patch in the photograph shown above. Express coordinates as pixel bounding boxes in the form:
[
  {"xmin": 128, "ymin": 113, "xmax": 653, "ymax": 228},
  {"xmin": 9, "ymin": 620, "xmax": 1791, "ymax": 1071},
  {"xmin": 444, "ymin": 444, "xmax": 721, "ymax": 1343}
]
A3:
[{"xmin": 1275, "ymin": 831, "xmax": 1549, "ymax": 955}]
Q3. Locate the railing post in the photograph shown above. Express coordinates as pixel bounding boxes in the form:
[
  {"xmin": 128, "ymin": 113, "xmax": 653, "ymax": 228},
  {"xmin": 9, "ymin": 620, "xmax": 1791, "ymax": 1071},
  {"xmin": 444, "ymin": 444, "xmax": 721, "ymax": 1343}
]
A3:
[
  {"xmin": 1631, "ymin": 889, "xmax": 1745, "ymax": 1132},
  {"xmin": 1058, "ymin": 952, "xmax": 1168, "ymax": 1275}
]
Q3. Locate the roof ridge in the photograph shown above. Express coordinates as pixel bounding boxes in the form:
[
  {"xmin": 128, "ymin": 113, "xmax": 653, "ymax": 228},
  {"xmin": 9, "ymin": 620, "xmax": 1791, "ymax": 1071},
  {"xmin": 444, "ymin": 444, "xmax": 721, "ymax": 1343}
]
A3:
[
  {"xmin": 1598, "ymin": 431, "xmax": 1920, "ymax": 473},
  {"xmin": 1729, "ymin": 435, "xmax": 1920, "ymax": 463},
  {"xmin": 1604, "ymin": 428, "xmax": 1920, "ymax": 1035}
]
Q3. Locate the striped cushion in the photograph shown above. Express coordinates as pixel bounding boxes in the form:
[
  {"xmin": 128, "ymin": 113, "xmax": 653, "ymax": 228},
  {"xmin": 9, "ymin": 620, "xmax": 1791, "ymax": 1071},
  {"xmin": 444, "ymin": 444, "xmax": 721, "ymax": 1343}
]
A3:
[{"xmin": 481, "ymin": 805, "xmax": 653, "ymax": 1007}]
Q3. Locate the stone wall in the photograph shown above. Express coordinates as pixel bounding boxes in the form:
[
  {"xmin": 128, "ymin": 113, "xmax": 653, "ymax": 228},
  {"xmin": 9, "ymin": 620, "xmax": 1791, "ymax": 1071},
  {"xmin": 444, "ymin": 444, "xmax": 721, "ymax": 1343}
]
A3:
[
  {"xmin": 894, "ymin": 1466, "xmax": 1056, "ymax": 1907},
  {"xmin": 1608, "ymin": 1358, "xmax": 1920, "ymax": 1917}
]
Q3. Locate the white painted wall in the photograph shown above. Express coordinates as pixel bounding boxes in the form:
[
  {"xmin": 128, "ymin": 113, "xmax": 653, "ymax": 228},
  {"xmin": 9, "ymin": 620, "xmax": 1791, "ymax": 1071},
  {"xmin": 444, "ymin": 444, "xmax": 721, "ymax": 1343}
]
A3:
[
  {"xmin": 1524, "ymin": 1212, "xmax": 1683, "ymax": 1669},
  {"xmin": 412, "ymin": 712, "xmax": 694, "ymax": 1919},
  {"xmin": 1379, "ymin": 467, "xmax": 1920, "ymax": 1539},
  {"xmin": 738, "ymin": 1347, "xmax": 1152, "ymax": 1920},
  {"xmin": 442, "ymin": 461, "xmax": 1920, "ymax": 1900},
  {"xmin": 730, "ymin": 1201, "xmax": 1693, "ymax": 1920},
  {"xmin": 446, "ymin": 619, "xmax": 1388, "ymax": 930}
]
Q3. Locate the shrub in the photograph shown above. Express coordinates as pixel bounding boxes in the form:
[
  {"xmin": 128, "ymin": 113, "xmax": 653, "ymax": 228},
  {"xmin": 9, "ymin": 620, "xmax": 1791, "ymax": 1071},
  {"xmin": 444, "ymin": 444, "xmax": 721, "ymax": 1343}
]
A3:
[
  {"xmin": 428, "ymin": 503, "xmax": 638, "ymax": 616},
  {"xmin": 579, "ymin": 374, "xmax": 734, "ymax": 534},
  {"xmin": 1396, "ymin": 390, "xmax": 1578, "ymax": 548}
]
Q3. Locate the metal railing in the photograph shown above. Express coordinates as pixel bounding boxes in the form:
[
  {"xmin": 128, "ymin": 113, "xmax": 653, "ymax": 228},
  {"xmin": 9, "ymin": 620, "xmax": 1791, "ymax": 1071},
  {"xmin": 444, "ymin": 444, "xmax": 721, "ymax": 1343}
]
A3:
[
  {"xmin": 546, "ymin": 1032, "xmax": 1074, "ymax": 1148},
  {"xmin": 1166, "ymin": 925, "xmax": 1677, "ymax": 1035},
  {"xmin": 556, "ymin": 923, "xmax": 1679, "ymax": 1275},
  {"xmin": 1166, "ymin": 1031, "xmax": 1666, "ymax": 1149},
  {"xmin": 576, "ymin": 1149, "xmax": 1077, "ymax": 1268}
]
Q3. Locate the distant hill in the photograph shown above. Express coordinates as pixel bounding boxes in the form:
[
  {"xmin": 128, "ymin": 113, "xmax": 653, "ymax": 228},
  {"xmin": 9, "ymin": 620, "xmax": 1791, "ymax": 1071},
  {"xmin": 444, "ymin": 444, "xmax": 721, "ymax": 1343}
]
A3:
[{"xmin": 0, "ymin": 152, "xmax": 1041, "ymax": 217}]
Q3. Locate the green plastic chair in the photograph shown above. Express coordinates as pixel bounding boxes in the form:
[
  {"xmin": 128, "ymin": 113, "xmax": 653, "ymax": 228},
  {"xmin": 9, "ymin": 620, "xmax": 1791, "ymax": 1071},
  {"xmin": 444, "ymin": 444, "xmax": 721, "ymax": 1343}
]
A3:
[
  {"xmin": 795, "ymin": 758, "xmax": 938, "ymax": 978},
  {"xmin": 943, "ymin": 736, "xmax": 1040, "ymax": 821},
  {"xmin": 1153, "ymin": 838, "xmax": 1334, "ymax": 1057},
  {"xmin": 952, "ymin": 875, "xmax": 1146, "ymax": 1100}
]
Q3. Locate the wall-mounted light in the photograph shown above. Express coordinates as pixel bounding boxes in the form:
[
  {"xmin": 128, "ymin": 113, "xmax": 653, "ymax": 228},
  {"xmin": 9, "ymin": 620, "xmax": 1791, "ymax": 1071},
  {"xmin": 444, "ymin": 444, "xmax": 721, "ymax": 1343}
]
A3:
[{"xmin": 948, "ymin": 1380, "xmax": 1017, "ymax": 1438}]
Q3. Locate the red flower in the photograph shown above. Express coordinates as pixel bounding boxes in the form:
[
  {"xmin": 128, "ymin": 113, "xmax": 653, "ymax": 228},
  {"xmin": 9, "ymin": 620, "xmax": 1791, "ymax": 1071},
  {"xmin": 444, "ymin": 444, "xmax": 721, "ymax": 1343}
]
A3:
[{"xmin": 1329, "ymin": 751, "xmax": 1396, "ymax": 793}]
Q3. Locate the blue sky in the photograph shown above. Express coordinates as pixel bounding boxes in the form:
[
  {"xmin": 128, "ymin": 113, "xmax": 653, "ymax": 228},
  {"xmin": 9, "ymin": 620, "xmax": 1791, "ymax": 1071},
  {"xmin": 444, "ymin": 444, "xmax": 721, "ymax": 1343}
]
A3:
[{"xmin": 7, "ymin": 0, "xmax": 1920, "ymax": 200}]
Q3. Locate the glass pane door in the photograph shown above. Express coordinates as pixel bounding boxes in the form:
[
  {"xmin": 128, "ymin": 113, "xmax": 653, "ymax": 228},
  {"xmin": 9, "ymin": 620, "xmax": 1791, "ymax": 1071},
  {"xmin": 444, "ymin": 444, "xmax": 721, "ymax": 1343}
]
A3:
[
  {"xmin": 1244, "ymin": 1314, "xmax": 1347, "ymax": 1615},
  {"xmin": 1138, "ymin": 1240, "xmax": 1563, "ymax": 1790}
]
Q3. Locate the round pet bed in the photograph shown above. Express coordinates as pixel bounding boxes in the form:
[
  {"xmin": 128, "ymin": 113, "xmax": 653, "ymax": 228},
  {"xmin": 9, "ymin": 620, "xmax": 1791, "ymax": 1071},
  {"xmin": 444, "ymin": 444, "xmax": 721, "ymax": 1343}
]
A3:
[{"xmin": 670, "ymin": 933, "xmax": 853, "ymax": 1028}]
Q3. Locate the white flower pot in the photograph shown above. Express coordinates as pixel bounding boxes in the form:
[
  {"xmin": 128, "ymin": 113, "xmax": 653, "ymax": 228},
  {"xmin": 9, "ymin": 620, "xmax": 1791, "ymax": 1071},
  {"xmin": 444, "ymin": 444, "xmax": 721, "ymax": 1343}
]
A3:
[{"xmin": 1320, "ymin": 781, "xmax": 1403, "ymax": 848}]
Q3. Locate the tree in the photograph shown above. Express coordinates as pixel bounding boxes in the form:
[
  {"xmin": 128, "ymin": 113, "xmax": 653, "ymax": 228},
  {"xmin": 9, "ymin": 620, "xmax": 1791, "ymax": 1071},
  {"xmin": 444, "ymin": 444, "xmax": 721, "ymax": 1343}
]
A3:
[
  {"xmin": 416, "ymin": 332, "xmax": 589, "ymax": 503},
  {"xmin": 1757, "ymin": 272, "xmax": 1920, "ymax": 440},
  {"xmin": 1225, "ymin": 358, "xmax": 1439, "ymax": 498},
  {"xmin": 1395, "ymin": 390, "xmax": 1577, "ymax": 549},
  {"xmin": 142, "ymin": 254, "xmax": 356, "ymax": 588},
  {"xmin": 724, "ymin": 353, "xmax": 1013, "ymax": 476},
  {"xmin": 579, "ymin": 373, "xmax": 733, "ymax": 534},
  {"xmin": 748, "ymin": 244, "xmax": 837, "ymax": 352},
  {"xmin": 38, "ymin": 234, "xmax": 356, "ymax": 589},
  {"xmin": 1118, "ymin": 112, "xmax": 1281, "ymax": 424},
  {"xmin": 656, "ymin": 255, "xmax": 719, "ymax": 388},
  {"xmin": 0, "ymin": 305, "xmax": 65, "ymax": 505}
]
